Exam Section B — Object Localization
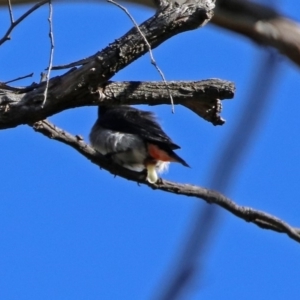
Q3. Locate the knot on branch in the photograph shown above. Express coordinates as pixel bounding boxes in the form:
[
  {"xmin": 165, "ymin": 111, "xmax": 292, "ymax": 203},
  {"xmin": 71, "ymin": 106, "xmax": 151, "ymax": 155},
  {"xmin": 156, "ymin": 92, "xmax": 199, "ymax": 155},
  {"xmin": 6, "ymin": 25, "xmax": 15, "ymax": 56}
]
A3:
[{"xmin": 156, "ymin": 0, "xmax": 215, "ymax": 32}]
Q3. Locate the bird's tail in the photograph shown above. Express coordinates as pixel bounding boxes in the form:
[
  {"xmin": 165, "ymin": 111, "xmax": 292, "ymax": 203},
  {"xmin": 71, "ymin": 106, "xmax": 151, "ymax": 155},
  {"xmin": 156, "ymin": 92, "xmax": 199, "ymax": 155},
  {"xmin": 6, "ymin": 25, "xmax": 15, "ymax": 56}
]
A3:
[
  {"xmin": 169, "ymin": 151, "xmax": 190, "ymax": 168},
  {"xmin": 147, "ymin": 143, "xmax": 190, "ymax": 168}
]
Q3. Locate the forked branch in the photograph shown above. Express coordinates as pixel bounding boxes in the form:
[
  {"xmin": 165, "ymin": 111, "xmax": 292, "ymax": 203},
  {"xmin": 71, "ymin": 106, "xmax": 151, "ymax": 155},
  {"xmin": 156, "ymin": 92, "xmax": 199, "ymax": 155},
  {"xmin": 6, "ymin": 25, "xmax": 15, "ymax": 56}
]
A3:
[{"xmin": 0, "ymin": 0, "xmax": 49, "ymax": 46}]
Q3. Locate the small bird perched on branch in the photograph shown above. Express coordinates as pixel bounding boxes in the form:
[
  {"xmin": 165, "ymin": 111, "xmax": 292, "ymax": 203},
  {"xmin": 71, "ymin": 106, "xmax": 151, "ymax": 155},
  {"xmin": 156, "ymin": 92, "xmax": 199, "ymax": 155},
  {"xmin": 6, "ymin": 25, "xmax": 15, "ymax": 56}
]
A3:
[{"xmin": 89, "ymin": 105, "xmax": 189, "ymax": 183}]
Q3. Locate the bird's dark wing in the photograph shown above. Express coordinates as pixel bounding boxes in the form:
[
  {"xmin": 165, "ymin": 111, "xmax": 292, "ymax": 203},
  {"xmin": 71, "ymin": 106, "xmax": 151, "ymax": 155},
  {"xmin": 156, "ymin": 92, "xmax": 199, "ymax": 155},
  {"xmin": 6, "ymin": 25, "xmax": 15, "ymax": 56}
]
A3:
[{"xmin": 98, "ymin": 106, "xmax": 180, "ymax": 150}]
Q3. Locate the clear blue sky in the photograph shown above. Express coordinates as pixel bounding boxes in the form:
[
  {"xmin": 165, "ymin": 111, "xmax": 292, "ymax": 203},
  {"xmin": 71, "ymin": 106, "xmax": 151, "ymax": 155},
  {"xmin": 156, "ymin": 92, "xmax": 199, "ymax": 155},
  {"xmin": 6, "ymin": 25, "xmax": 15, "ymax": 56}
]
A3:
[{"xmin": 1, "ymin": 1, "xmax": 300, "ymax": 299}]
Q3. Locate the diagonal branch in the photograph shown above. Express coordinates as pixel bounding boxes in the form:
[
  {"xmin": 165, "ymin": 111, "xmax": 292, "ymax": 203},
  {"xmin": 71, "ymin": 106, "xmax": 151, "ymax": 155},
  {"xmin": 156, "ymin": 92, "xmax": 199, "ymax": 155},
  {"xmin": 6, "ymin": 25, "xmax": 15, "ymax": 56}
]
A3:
[
  {"xmin": 0, "ymin": 0, "xmax": 218, "ymax": 128},
  {"xmin": 4, "ymin": 72, "xmax": 33, "ymax": 84},
  {"xmin": 32, "ymin": 119, "xmax": 300, "ymax": 244},
  {"xmin": 0, "ymin": 0, "xmax": 300, "ymax": 66}
]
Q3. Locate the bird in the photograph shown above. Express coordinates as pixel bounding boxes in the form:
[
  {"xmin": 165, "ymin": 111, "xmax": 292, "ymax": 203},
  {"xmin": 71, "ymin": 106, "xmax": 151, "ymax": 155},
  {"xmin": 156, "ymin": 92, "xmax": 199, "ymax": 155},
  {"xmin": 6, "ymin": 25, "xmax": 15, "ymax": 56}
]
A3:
[{"xmin": 89, "ymin": 105, "xmax": 189, "ymax": 183}]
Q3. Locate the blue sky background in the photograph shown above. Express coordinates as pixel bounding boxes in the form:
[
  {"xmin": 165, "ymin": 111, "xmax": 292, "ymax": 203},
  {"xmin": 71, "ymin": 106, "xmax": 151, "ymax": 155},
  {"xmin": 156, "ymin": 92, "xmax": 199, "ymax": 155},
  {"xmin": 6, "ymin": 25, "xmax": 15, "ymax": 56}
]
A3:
[{"xmin": 1, "ymin": 1, "xmax": 300, "ymax": 299}]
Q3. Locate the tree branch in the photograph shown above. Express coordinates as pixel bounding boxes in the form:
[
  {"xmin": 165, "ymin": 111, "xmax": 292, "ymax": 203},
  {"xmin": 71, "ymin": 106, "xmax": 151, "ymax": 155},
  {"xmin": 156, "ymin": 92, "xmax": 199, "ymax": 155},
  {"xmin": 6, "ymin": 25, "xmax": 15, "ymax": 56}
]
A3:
[
  {"xmin": 42, "ymin": 0, "xmax": 54, "ymax": 107},
  {"xmin": 0, "ymin": 0, "xmax": 220, "ymax": 128},
  {"xmin": 32, "ymin": 119, "xmax": 300, "ymax": 244},
  {"xmin": 0, "ymin": 77, "xmax": 234, "ymax": 129},
  {"xmin": 213, "ymin": 0, "xmax": 300, "ymax": 67},
  {"xmin": 108, "ymin": 0, "xmax": 176, "ymax": 112},
  {"xmin": 101, "ymin": 80, "xmax": 234, "ymax": 125},
  {"xmin": 4, "ymin": 72, "xmax": 34, "ymax": 84},
  {"xmin": 1, "ymin": 0, "xmax": 300, "ymax": 66}
]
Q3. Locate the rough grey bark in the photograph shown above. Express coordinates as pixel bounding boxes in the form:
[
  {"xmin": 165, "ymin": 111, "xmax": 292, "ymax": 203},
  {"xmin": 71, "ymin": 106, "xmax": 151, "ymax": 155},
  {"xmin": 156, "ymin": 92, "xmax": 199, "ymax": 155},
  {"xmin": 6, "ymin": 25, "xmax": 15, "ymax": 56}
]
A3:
[
  {"xmin": 0, "ymin": 0, "xmax": 219, "ymax": 128},
  {"xmin": 1, "ymin": 0, "xmax": 300, "ymax": 67},
  {"xmin": 0, "ymin": 79, "xmax": 234, "ymax": 128}
]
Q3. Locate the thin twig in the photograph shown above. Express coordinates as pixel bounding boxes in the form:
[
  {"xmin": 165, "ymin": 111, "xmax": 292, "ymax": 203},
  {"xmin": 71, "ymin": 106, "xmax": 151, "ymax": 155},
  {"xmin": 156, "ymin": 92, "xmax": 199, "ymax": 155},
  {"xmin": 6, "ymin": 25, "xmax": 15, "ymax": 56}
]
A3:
[
  {"xmin": 4, "ymin": 72, "xmax": 34, "ymax": 84},
  {"xmin": 42, "ymin": 0, "xmax": 54, "ymax": 107},
  {"xmin": 0, "ymin": 0, "xmax": 49, "ymax": 46},
  {"xmin": 107, "ymin": 0, "xmax": 175, "ymax": 113},
  {"xmin": 7, "ymin": 0, "xmax": 14, "ymax": 23},
  {"xmin": 31, "ymin": 119, "xmax": 300, "ymax": 244}
]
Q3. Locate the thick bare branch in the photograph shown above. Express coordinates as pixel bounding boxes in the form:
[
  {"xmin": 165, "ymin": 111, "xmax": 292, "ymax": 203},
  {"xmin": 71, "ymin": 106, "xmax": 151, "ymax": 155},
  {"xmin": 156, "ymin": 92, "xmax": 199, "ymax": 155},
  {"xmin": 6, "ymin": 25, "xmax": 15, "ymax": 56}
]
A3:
[
  {"xmin": 0, "ymin": 79, "xmax": 234, "ymax": 128},
  {"xmin": 0, "ymin": 0, "xmax": 218, "ymax": 128},
  {"xmin": 32, "ymin": 119, "xmax": 300, "ymax": 244},
  {"xmin": 2, "ymin": 0, "xmax": 298, "ymax": 67}
]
